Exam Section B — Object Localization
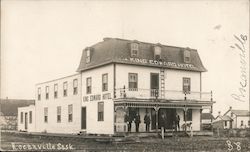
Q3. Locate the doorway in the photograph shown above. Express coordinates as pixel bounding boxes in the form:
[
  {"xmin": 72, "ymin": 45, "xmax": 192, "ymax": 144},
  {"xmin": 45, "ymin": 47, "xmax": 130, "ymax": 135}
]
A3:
[
  {"xmin": 150, "ymin": 73, "xmax": 159, "ymax": 97},
  {"xmin": 25, "ymin": 112, "xmax": 28, "ymax": 130},
  {"xmin": 151, "ymin": 108, "xmax": 176, "ymax": 130},
  {"xmin": 81, "ymin": 107, "xmax": 86, "ymax": 130}
]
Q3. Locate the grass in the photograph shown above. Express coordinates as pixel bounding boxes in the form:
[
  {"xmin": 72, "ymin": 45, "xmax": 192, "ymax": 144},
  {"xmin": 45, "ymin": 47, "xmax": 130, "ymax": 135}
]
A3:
[{"xmin": 1, "ymin": 131, "xmax": 250, "ymax": 152}]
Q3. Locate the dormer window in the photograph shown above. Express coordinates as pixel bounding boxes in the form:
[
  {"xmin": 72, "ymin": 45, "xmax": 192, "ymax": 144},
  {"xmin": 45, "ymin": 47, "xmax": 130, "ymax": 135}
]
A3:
[
  {"xmin": 154, "ymin": 45, "xmax": 162, "ymax": 60},
  {"xmin": 130, "ymin": 43, "xmax": 139, "ymax": 57},
  {"xmin": 183, "ymin": 49, "xmax": 191, "ymax": 63},
  {"xmin": 86, "ymin": 48, "xmax": 91, "ymax": 63}
]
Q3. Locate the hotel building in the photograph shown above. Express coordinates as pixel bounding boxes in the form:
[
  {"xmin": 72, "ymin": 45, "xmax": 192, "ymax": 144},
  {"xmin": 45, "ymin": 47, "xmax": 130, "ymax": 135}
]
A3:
[{"xmin": 18, "ymin": 38, "xmax": 214, "ymax": 134}]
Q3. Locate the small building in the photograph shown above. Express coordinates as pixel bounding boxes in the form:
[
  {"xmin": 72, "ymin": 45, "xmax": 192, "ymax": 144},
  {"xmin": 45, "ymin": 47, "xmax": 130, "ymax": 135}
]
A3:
[
  {"xmin": 0, "ymin": 99, "xmax": 34, "ymax": 130},
  {"xmin": 18, "ymin": 38, "xmax": 215, "ymax": 134},
  {"xmin": 213, "ymin": 107, "xmax": 250, "ymax": 129},
  {"xmin": 18, "ymin": 105, "xmax": 36, "ymax": 132},
  {"xmin": 223, "ymin": 107, "xmax": 250, "ymax": 129},
  {"xmin": 213, "ymin": 114, "xmax": 233, "ymax": 129}
]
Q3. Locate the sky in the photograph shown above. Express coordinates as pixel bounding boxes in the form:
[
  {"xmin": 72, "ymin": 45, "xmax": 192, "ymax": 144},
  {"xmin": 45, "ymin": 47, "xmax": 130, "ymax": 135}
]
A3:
[{"xmin": 1, "ymin": 0, "xmax": 249, "ymax": 115}]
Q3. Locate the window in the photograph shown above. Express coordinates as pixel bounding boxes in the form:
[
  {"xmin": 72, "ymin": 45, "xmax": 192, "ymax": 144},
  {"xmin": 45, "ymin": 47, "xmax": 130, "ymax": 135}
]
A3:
[
  {"xmin": 130, "ymin": 43, "xmax": 139, "ymax": 57},
  {"xmin": 44, "ymin": 107, "xmax": 48, "ymax": 123},
  {"xmin": 184, "ymin": 109, "xmax": 192, "ymax": 121},
  {"xmin": 183, "ymin": 77, "xmax": 191, "ymax": 93},
  {"xmin": 20, "ymin": 112, "xmax": 23, "ymax": 124},
  {"xmin": 102, "ymin": 74, "xmax": 108, "ymax": 91},
  {"xmin": 68, "ymin": 104, "xmax": 73, "ymax": 122},
  {"xmin": 63, "ymin": 82, "xmax": 68, "ymax": 97},
  {"xmin": 29, "ymin": 111, "xmax": 32, "ymax": 124},
  {"xmin": 129, "ymin": 73, "xmax": 138, "ymax": 91},
  {"xmin": 248, "ymin": 120, "xmax": 250, "ymax": 126},
  {"xmin": 54, "ymin": 84, "xmax": 58, "ymax": 98},
  {"xmin": 184, "ymin": 50, "xmax": 191, "ymax": 63},
  {"xmin": 86, "ymin": 77, "xmax": 92, "ymax": 94},
  {"xmin": 57, "ymin": 106, "xmax": 61, "ymax": 123},
  {"xmin": 73, "ymin": 79, "xmax": 78, "ymax": 95},
  {"xmin": 45, "ymin": 86, "xmax": 49, "ymax": 100},
  {"xmin": 38, "ymin": 88, "xmax": 41, "ymax": 100},
  {"xmin": 86, "ymin": 48, "xmax": 91, "ymax": 63},
  {"xmin": 98, "ymin": 102, "xmax": 104, "ymax": 121},
  {"xmin": 241, "ymin": 120, "xmax": 244, "ymax": 126},
  {"xmin": 154, "ymin": 46, "xmax": 161, "ymax": 60},
  {"xmin": 225, "ymin": 121, "xmax": 227, "ymax": 127}
]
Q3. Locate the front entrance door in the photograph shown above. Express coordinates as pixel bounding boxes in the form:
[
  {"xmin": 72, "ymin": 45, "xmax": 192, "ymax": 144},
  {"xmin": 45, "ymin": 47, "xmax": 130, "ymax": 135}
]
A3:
[
  {"xmin": 163, "ymin": 108, "xmax": 176, "ymax": 129},
  {"xmin": 151, "ymin": 108, "xmax": 176, "ymax": 130},
  {"xmin": 25, "ymin": 113, "xmax": 28, "ymax": 130},
  {"xmin": 81, "ymin": 107, "xmax": 86, "ymax": 129},
  {"xmin": 150, "ymin": 73, "xmax": 159, "ymax": 97}
]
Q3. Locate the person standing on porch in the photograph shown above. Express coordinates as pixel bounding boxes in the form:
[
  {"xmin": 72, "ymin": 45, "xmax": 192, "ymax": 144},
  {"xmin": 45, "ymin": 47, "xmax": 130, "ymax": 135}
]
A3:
[
  {"xmin": 144, "ymin": 112, "xmax": 150, "ymax": 132},
  {"xmin": 175, "ymin": 114, "xmax": 180, "ymax": 131},
  {"xmin": 159, "ymin": 113, "xmax": 167, "ymax": 139},
  {"xmin": 125, "ymin": 113, "xmax": 132, "ymax": 132},
  {"xmin": 134, "ymin": 112, "xmax": 141, "ymax": 132}
]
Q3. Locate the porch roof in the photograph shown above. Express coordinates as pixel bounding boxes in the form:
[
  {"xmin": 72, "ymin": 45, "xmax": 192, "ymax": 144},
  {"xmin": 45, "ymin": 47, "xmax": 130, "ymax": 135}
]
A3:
[{"xmin": 114, "ymin": 98, "xmax": 213, "ymax": 108}]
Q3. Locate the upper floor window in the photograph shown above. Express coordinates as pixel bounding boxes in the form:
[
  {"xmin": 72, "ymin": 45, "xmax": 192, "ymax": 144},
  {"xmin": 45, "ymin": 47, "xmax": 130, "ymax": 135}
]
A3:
[
  {"xmin": 73, "ymin": 79, "xmax": 78, "ymax": 95},
  {"xmin": 68, "ymin": 104, "xmax": 73, "ymax": 122},
  {"xmin": 29, "ymin": 111, "xmax": 32, "ymax": 124},
  {"xmin": 130, "ymin": 43, "xmax": 139, "ymax": 57},
  {"xmin": 184, "ymin": 109, "xmax": 192, "ymax": 121},
  {"xmin": 20, "ymin": 112, "xmax": 23, "ymax": 124},
  {"xmin": 86, "ymin": 77, "xmax": 92, "ymax": 94},
  {"xmin": 86, "ymin": 48, "xmax": 91, "ymax": 63},
  {"xmin": 45, "ymin": 86, "xmax": 49, "ymax": 100},
  {"xmin": 44, "ymin": 107, "xmax": 48, "ymax": 123},
  {"xmin": 98, "ymin": 102, "xmax": 104, "ymax": 121},
  {"xmin": 57, "ymin": 106, "xmax": 61, "ymax": 123},
  {"xmin": 183, "ymin": 77, "xmax": 191, "ymax": 94},
  {"xmin": 154, "ymin": 45, "xmax": 162, "ymax": 60},
  {"xmin": 63, "ymin": 82, "xmax": 68, "ymax": 97},
  {"xmin": 183, "ymin": 49, "xmax": 191, "ymax": 63},
  {"xmin": 128, "ymin": 73, "xmax": 138, "ymax": 91},
  {"xmin": 54, "ymin": 84, "xmax": 58, "ymax": 98},
  {"xmin": 102, "ymin": 74, "xmax": 108, "ymax": 91},
  {"xmin": 225, "ymin": 121, "xmax": 227, "ymax": 127},
  {"xmin": 37, "ymin": 87, "xmax": 41, "ymax": 101}
]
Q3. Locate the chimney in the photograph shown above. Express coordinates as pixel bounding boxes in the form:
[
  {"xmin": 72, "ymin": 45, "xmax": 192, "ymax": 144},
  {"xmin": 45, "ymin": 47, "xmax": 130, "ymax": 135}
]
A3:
[{"xmin": 229, "ymin": 106, "xmax": 232, "ymax": 110}]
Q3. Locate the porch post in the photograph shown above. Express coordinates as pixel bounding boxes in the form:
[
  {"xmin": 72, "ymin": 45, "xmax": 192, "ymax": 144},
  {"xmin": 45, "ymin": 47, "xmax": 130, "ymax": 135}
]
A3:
[
  {"xmin": 200, "ymin": 109, "xmax": 203, "ymax": 131},
  {"xmin": 154, "ymin": 105, "xmax": 159, "ymax": 134}
]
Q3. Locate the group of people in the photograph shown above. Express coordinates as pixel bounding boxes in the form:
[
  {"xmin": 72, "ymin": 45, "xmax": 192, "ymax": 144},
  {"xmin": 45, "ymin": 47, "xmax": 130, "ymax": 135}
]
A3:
[
  {"xmin": 125, "ymin": 112, "xmax": 150, "ymax": 132},
  {"xmin": 125, "ymin": 111, "xmax": 181, "ymax": 132}
]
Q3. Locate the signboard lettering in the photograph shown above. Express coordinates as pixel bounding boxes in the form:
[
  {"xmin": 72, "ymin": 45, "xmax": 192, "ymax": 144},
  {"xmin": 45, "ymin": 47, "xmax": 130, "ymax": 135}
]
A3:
[
  {"xmin": 83, "ymin": 93, "xmax": 111, "ymax": 102},
  {"xmin": 120, "ymin": 57, "xmax": 196, "ymax": 70}
]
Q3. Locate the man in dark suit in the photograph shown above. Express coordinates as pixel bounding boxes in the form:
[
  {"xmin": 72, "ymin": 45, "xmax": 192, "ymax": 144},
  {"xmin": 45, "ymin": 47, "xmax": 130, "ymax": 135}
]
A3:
[
  {"xmin": 134, "ymin": 112, "xmax": 141, "ymax": 132},
  {"xmin": 144, "ymin": 112, "xmax": 151, "ymax": 132}
]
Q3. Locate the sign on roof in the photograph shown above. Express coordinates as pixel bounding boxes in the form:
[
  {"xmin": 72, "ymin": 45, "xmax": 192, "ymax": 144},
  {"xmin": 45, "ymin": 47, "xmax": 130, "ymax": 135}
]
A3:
[{"xmin": 118, "ymin": 57, "xmax": 197, "ymax": 70}]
